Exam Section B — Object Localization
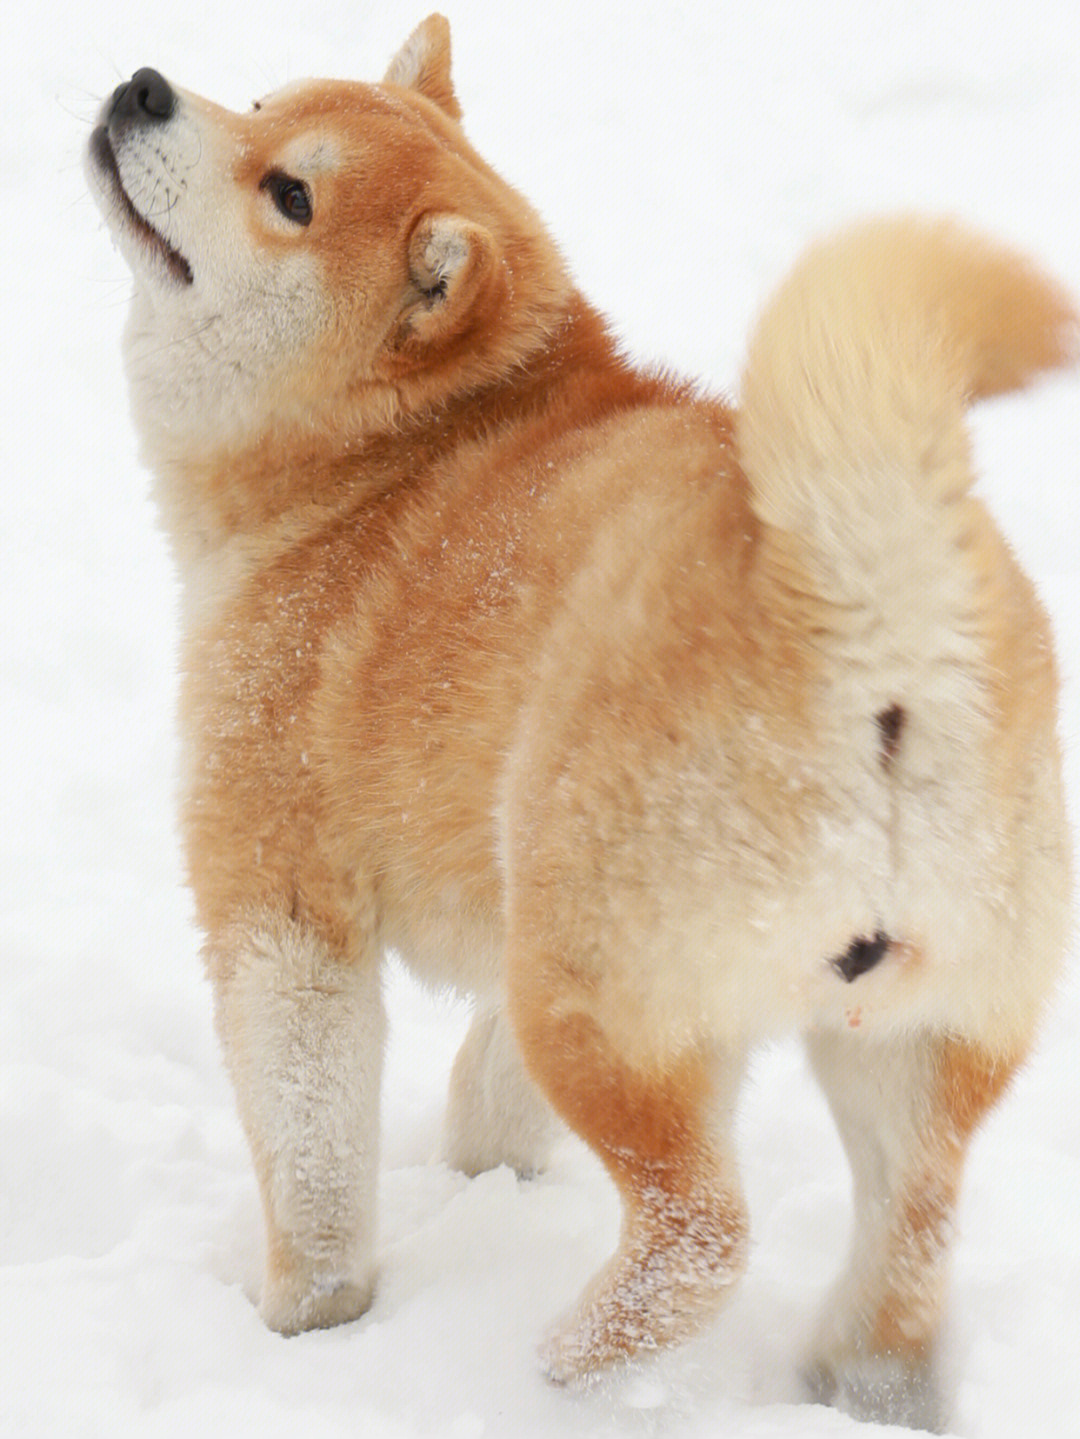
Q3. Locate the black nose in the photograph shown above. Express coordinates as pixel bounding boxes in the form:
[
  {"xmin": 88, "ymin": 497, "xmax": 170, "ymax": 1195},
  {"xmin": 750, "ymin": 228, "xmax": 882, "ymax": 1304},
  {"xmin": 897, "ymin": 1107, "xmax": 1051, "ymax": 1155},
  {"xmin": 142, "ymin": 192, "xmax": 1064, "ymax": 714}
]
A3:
[{"xmin": 108, "ymin": 68, "xmax": 175, "ymax": 127}]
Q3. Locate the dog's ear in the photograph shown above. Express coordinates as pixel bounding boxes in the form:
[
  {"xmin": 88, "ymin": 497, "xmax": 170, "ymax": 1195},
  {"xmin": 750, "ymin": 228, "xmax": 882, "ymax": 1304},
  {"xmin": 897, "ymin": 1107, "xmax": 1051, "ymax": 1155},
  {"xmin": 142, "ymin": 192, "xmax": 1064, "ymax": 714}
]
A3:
[
  {"xmin": 390, "ymin": 214, "xmax": 503, "ymax": 360},
  {"xmin": 384, "ymin": 14, "xmax": 462, "ymax": 122}
]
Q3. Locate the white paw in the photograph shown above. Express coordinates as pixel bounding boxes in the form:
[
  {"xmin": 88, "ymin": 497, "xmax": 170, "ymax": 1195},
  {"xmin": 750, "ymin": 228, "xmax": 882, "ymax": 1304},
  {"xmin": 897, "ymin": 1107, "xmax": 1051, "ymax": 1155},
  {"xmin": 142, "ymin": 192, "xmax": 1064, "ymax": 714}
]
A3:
[
  {"xmin": 804, "ymin": 1351, "xmax": 948, "ymax": 1433},
  {"xmin": 539, "ymin": 1316, "xmax": 622, "ymax": 1388},
  {"xmin": 260, "ymin": 1271, "xmax": 375, "ymax": 1335}
]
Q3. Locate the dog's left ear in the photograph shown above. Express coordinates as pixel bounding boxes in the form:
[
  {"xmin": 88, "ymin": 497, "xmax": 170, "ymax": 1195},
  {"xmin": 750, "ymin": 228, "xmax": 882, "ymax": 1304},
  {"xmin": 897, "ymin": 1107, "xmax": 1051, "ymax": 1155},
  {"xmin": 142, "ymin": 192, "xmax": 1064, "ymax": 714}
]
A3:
[
  {"xmin": 384, "ymin": 14, "xmax": 462, "ymax": 122},
  {"xmin": 390, "ymin": 213, "xmax": 504, "ymax": 360}
]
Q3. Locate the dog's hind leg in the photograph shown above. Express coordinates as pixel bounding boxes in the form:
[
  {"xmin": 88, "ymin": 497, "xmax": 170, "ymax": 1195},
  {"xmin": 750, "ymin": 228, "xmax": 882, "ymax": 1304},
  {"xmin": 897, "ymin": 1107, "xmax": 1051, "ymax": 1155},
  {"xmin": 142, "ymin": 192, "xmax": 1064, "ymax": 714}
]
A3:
[
  {"xmin": 803, "ymin": 1028, "xmax": 1022, "ymax": 1432},
  {"xmin": 506, "ymin": 948, "xmax": 749, "ymax": 1381},
  {"xmin": 443, "ymin": 1006, "xmax": 562, "ymax": 1178},
  {"xmin": 212, "ymin": 914, "xmax": 385, "ymax": 1334}
]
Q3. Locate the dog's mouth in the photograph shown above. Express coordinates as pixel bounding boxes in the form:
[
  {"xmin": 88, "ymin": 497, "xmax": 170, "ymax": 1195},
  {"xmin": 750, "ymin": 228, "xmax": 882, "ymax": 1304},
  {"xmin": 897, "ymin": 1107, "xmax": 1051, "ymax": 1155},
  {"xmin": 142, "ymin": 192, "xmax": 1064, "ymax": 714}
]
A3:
[{"xmin": 90, "ymin": 125, "xmax": 194, "ymax": 287}]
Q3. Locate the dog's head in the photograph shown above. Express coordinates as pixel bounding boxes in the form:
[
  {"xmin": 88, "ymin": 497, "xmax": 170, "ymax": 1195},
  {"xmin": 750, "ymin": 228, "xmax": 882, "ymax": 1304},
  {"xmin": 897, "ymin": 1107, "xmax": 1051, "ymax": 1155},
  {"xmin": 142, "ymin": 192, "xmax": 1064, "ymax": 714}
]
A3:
[{"xmin": 86, "ymin": 15, "xmax": 571, "ymax": 461}]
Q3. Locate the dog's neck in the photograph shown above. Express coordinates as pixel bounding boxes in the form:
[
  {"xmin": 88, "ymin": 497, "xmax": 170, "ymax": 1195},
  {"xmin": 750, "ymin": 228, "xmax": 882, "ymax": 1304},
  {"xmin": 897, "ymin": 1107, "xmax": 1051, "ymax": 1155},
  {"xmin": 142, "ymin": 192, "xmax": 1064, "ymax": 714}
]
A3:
[{"xmin": 141, "ymin": 292, "xmax": 680, "ymax": 584}]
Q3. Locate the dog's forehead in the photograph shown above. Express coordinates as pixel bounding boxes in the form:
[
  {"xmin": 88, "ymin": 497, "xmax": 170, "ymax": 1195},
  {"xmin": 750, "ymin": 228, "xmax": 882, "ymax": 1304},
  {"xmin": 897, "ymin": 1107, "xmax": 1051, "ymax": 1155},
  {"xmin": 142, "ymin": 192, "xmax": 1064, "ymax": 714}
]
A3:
[
  {"xmin": 276, "ymin": 132, "xmax": 345, "ymax": 175},
  {"xmin": 258, "ymin": 78, "xmax": 413, "ymax": 129},
  {"xmin": 245, "ymin": 79, "xmax": 424, "ymax": 169}
]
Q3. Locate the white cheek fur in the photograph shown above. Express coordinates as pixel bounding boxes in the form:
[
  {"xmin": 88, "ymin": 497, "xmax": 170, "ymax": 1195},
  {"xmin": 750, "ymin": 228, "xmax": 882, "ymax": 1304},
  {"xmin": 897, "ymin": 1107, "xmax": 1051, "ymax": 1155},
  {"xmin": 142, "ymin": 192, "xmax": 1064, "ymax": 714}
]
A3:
[
  {"xmin": 123, "ymin": 243, "xmax": 325, "ymax": 461},
  {"xmin": 108, "ymin": 102, "xmax": 329, "ymax": 463}
]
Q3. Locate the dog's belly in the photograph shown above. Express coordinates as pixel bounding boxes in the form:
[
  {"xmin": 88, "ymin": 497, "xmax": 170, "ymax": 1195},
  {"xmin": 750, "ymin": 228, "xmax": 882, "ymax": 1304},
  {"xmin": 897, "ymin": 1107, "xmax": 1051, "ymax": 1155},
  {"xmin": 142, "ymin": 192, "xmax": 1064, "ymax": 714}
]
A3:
[{"xmin": 381, "ymin": 881, "xmax": 504, "ymax": 998}]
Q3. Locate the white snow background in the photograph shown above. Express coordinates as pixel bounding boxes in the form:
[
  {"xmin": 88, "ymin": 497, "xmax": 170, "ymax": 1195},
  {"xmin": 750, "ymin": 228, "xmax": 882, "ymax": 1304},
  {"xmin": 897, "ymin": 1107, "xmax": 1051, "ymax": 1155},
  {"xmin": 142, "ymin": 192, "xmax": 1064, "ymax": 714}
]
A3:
[{"xmin": 2, "ymin": 1, "xmax": 1078, "ymax": 1435}]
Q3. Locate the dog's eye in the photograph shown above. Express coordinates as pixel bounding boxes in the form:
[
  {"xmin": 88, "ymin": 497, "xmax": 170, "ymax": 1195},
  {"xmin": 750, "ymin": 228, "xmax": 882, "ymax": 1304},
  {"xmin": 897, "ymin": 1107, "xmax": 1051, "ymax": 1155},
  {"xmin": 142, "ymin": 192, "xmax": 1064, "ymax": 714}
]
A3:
[{"xmin": 261, "ymin": 173, "xmax": 313, "ymax": 226}]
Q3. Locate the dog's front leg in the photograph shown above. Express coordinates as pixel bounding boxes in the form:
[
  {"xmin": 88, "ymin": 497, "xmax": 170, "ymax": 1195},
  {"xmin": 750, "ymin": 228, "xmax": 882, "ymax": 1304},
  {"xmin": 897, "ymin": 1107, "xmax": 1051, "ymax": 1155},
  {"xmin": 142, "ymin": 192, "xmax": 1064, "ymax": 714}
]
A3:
[{"xmin": 211, "ymin": 913, "xmax": 385, "ymax": 1334}]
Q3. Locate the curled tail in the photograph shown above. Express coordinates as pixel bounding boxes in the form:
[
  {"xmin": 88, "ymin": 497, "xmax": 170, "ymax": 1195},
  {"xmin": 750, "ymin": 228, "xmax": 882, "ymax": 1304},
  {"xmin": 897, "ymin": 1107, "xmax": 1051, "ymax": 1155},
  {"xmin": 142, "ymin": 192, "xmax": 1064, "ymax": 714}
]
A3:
[{"xmin": 737, "ymin": 217, "xmax": 1077, "ymax": 549}]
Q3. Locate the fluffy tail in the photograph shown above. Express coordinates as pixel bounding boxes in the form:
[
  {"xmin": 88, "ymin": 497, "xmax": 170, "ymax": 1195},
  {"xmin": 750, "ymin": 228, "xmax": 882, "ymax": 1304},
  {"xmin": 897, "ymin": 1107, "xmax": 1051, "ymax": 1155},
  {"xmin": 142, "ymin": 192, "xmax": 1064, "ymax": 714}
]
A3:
[{"xmin": 737, "ymin": 217, "xmax": 1077, "ymax": 555}]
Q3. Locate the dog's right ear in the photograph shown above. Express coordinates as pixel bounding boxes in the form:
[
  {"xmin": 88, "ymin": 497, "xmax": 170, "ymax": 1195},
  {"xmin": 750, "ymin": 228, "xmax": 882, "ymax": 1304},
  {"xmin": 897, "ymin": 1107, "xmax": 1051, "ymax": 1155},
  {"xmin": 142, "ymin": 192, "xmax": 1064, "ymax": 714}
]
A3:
[
  {"xmin": 387, "ymin": 213, "xmax": 505, "ymax": 364},
  {"xmin": 384, "ymin": 14, "xmax": 462, "ymax": 122}
]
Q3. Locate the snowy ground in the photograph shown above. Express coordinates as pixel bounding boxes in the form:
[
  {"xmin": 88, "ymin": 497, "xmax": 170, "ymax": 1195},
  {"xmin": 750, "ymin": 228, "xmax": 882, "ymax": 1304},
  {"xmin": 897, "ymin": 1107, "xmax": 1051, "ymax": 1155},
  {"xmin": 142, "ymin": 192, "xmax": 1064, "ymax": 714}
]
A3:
[{"xmin": 2, "ymin": 1, "xmax": 1078, "ymax": 1435}]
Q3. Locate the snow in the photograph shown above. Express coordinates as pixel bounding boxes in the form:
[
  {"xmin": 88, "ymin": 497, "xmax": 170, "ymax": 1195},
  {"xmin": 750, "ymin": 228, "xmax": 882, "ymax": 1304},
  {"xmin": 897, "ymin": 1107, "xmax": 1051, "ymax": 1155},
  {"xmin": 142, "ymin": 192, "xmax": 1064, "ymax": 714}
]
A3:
[{"xmin": 2, "ymin": 1, "xmax": 1078, "ymax": 1434}]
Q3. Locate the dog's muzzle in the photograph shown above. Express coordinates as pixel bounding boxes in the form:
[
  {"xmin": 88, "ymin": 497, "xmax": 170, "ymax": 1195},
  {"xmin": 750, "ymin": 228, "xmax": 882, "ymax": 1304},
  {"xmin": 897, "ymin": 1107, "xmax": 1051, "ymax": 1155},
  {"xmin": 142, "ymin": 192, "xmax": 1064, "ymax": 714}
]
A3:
[{"xmin": 88, "ymin": 67, "xmax": 194, "ymax": 286}]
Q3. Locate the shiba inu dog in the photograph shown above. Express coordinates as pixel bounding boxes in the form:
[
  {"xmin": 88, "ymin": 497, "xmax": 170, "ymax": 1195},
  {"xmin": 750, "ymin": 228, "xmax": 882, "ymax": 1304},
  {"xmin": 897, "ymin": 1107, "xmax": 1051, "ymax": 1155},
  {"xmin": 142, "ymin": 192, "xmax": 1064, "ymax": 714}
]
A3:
[{"xmin": 86, "ymin": 14, "xmax": 1075, "ymax": 1430}]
